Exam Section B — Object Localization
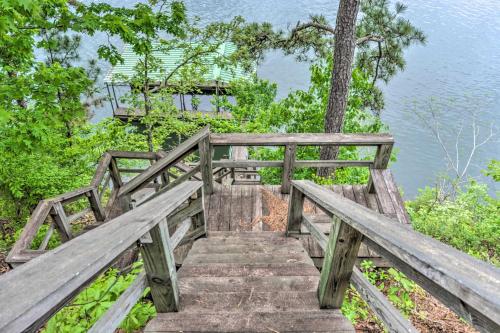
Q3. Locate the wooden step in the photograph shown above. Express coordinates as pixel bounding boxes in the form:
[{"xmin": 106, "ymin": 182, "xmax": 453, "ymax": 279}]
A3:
[
  {"xmin": 144, "ymin": 232, "xmax": 354, "ymax": 332},
  {"xmin": 179, "ymin": 275, "xmax": 320, "ymax": 293},
  {"xmin": 144, "ymin": 311, "xmax": 353, "ymax": 332},
  {"xmin": 179, "ymin": 291, "xmax": 320, "ymax": 312},
  {"xmin": 178, "ymin": 262, "xmax": 320, "ymax": 278}
]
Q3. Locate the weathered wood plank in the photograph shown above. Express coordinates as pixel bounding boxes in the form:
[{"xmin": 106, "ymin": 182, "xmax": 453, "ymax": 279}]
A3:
[
  {"xmin": 210, "ymin": 133, "xmax": 394, "ymax": 146},
  {"xmin": 373, "ymin": 144, "xmax": 393, "ymax": 169},
  {"xmin": 206, "ymin": 186, "xmax": 222, "ymax": 231},
  {"xmin": 140, "ymin": 219, "xmax": 179, "ymax": 312},
  {"xmin": 0, "ymin": 181, "xmax": 201, "ymax": 333},
  {"xmin": 88, "ymin": 271, "xmax": 148, "ymax": 333},
  {"xmin": 6, "ymin": 200, "xmax": 53, "ymax": 264},
  {"xmin": 241, "ymin": 186, "xmax": 254, "ymax": 229},
  {"xmin": 213, "ymin": 160, "xmax": 284, "ymax": 168},
  {"xmin": 318, "ymin": 217, "xmax": 363, "ymax": 308},
  {"xmin": 108, "ymin": 151, "xmax": 158, "ymax": 160},
  {"xmin": 229, "ymin": 185, "xmax": 242, "ymax": 231},
  {"xmin": 286, "ymin": 185, "xmax": 305, "ymax": 235},
  {"xmin": 51, "ymin": 202, "xmax": 73, "ymax": 241},
  {"xmin": 295, "ymin": 160, "xmax": 373, "ymax": 168},
  {"xmin": 212, "ymin": 159, "xmax": 373, "ymax": 169},
  {"xmin": 379, "ymin": 169, "xmax": 411, "ymax": 224},
  {"xmin": 109, "ymin": 156, "xmax": 123, "ymax": 188},
  {"xmin": 291, "ymin": 180, "xmax": 500, "ymax": 332},
  {"xmin": 179, "ymin": 275, "xmax": 319, "ymax": 293},
  {"xmin": 48, "ymin": 186, "xmax": 94, "ymax": 205},
  {"xmin": 88, "ymin": 188, "xmax": 106, "ymax": 222},
  {"xmin": 251, "ymin": 186, "xmax": 263, "ymax": 231},
  {"xmin": 281, "ymin": 144, "xmax": 296, "ymax": 194},
  {"xmin": 145, "ymin": 310, "xmax": 353, "ymax": 332},
  {"xmin": 369, "ymin": 169, "xmax": 396, "ymax": 216},
  {"xmin": 198, "ymin": 137, "xmax": 214, "ymax": 195},
  {"xmin": 91, "ymin": 152, "xmax": 112, "ymax": 188},
  {"xmin": 219, "ymin": 185, "xmax": 232, "ymax": 231}
]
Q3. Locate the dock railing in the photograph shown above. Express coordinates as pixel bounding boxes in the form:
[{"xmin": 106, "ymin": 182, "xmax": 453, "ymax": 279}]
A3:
[{"xmin": 287, "ymin": 180, "xmax": 500, "ymax": 333}]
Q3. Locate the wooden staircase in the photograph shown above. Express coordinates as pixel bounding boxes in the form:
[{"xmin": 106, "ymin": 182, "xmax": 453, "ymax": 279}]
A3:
[
  {"xmin": 2, "ymin": 128, "xmax": 499, "ymax": 333},
  {"xmin": 144, "ymin": 232, "xmax": 353, "ymax": 332}
]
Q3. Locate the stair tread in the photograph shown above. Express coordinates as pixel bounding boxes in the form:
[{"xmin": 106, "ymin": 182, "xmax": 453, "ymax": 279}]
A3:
[
  {"xmin": 183, "ymin": 252, "xmax": 314, "ymax": 265},
  {"xmin": 144, "ymin": 310, "xmax": 354, "ymax": 332},
  {"xmin": 179, "ymin": 275, "xmax": 320, "ymax": 293},
  {"xmin": 178, "ymin": 262, "xmax": 320, "ymax": 278},
  {"xmin": 180, "ymin": 291, "xmax": 321, "ymax": 312}
]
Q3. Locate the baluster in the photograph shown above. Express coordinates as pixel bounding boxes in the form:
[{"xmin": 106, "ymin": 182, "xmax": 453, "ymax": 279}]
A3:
[{"xmin": 281, "ymin": 144, "xmax": 297, "ymax": 194}]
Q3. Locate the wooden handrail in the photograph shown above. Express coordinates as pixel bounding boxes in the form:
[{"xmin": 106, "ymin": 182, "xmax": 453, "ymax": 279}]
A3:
[
  {"xmin": 210, "ymin": 133, "xmax": 394, "ymax": 146},
  {"xmin": 288, "ymin": 180, "xmax": 500, "ymax": 333},
  {"xmin": 0, "ymin": 181, "xmax": 203, "ymax": 333},
  {"xmin": 210, "ymin": 132, "xmax": 392, "ymax": 193},
  {"xmin": 301, "ymin": 214, "xmax": 417, "ymax": 332}
]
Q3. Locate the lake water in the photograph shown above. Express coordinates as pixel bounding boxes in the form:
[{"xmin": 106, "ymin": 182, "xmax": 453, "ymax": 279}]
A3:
[{"xmin": 86, "ymin": 0, "xmax": 500, "ymax": 198}]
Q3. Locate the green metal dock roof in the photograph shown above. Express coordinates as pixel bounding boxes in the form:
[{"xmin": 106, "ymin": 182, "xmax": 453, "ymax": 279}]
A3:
[{"xmin": 104, "ymin": 42, "xmax": 254, "ymax": 84}]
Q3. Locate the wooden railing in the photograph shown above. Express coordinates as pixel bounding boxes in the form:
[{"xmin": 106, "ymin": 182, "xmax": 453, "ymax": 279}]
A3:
[
  {"xmin": 0, "ymin": 180, "xmax": 205, "ymax": 332},
  {"xmin": 210, "ymin": 132, "xmax": 394, "ymax": 193},
  {"xmin": 287, "ymin": 180, "xmax": 500, "ymax": 333},
  {"xmin": 7, "ymin": 127, "xmax": 214, "ymax": 266}
]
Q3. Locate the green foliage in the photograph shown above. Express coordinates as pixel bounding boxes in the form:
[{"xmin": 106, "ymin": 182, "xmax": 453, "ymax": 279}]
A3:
[
  {"xmin": 356, "ymin": 0, "xmax": 426, "ymax": 85},
  {"xmin": 229, "ymin": 0, "xmax": 425, "ymax": 113},
  {"xmin": 341, "ymin": 260, "xmax": 416, "ymax": 327},
  {"xmin": 44, "ymin": 262, "xmax": 155, "ymax": 333},
  {"xmin": 484, "ymin": 160, "xmax": 500, "ymax": 181},
  {"xmin": 407, "ymin": 179, "xmax": 500, "ymax": 266},
  {"xmin": 219, "ymin": 56, "xmax": 387, "ymax": 185}
]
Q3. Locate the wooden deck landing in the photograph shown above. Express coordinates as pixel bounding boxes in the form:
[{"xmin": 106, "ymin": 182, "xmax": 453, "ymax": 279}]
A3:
[
  {"xmin": 145, "ymin": 232, "xmax": 353, "ymax": 333},
  {"xmin": 201, "ymin": 183, "xmax": 410, "ymax": 267}
]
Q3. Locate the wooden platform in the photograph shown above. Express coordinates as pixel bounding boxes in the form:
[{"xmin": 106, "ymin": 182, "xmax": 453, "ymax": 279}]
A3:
[
  {"xmin": 203, "ymin": 183, "xmax": 409, "ymax": 267},
  {"xmin": 144, "ymin": 232, "xmax": 354, "ymax": 333},
  {"xmin": 113, "ymin": 107, "xmax": 232, "ymax": 122}
]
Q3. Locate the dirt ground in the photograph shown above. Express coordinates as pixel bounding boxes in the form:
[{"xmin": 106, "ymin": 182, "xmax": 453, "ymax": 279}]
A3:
[{"xmin": 0, "ymin": 251, "xmax": 10, "ymax": 275}]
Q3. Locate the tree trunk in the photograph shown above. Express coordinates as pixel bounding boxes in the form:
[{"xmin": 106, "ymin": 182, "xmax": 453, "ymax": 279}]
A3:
[{"xmin": 318, "ymin": 0, "xmax": 360, "ymax": 178}]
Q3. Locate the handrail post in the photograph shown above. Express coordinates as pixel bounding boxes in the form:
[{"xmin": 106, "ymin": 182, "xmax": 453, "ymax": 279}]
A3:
[
  {"xmin": 318, "ymin": 216, "xmax": 363, "ymax": 308},
  {"xmin": 109, "ymin": 156, "xmax": 123, "ymax": 188},
  {"xmin": 193, "ymin": 187, "xmax": 207, "ymax": 235},
  {"xmin": 199, "ymin": 136, "xmax": 214, "ymax": 195},
  {"xmin": 140, "ymin": 218, "xmax": 179, "ymax": 312},
  {"xmin": 286, "ymin": 184, "xmax": 304, "ymax": 235},
  {"xmin": 51, "ymin": 202, "xmax": 72, "ymax": 241},
  {"xmin": 368, "ymin": 143, "xmax": 393, "ymax": 193},
  {"xmin": 87, "ymin": 188, "xmax": 106, "ymax": 222},
  {"xmin": 281, "ymin": 144, "xmax": 296, "ymax": 194}
]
